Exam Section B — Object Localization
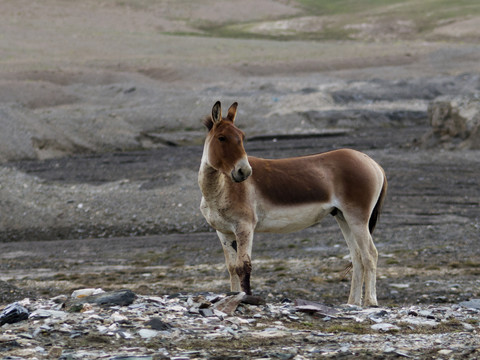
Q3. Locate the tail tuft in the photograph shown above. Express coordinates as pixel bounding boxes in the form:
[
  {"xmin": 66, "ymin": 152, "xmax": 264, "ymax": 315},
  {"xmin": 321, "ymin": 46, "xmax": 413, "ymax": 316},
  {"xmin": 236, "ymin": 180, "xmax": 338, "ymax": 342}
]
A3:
[{"xmin": 369, "ymin": 174, "xmax": 387, "ymax": 234}]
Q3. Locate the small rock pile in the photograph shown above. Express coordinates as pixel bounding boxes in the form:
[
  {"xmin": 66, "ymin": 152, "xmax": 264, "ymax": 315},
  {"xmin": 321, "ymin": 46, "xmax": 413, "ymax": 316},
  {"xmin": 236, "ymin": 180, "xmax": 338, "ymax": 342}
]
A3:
[
  {"xmin": 423, "ymin": 94, "xmax": 480, "ymax": 149},
  {"xmin": 1, "ymin": 289, "xmax": 480, "ymax": 359}
]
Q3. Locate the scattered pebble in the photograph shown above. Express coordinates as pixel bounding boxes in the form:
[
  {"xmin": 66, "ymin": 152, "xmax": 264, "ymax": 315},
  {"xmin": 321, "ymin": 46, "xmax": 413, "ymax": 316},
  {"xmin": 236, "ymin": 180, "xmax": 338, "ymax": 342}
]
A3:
[
  {"xmin": 0, "ymin": 290, "xmax": 479, "ymax": 359},
  {"xmin": 460, "ymin": 299, "xmax": 480, "ymax": 310},
  {"xmin": 371, "ymin": 323, "xmax": 400, "ymax": 332},
  {"xmin": 71, "ymin": 288, "xmax": 105, "ymax": 299},
  {"xmin": 0, "ymin": 302, "xmax": 30, "ymax": 325}
]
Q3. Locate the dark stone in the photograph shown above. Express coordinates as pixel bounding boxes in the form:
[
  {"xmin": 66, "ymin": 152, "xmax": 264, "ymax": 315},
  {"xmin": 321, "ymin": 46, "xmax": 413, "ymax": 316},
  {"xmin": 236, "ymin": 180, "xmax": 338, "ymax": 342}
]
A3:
[
  {"xmin": 91, "ymin": 290, "xmax": 137, "ymax": 306},
  {"xmin": 199, "ymin": 308, "xmax": 214, "ymax": 317},
  {"xmin": 373, "ymin": 310, "xmax": 389, "ymax": 318},
  {"xmin": 0, "ymin": 302, "xmax": 30, "ymax": 326},
  {"xmin": 145, "ymin": 317, "xmax": 172, "ymax": 331}
]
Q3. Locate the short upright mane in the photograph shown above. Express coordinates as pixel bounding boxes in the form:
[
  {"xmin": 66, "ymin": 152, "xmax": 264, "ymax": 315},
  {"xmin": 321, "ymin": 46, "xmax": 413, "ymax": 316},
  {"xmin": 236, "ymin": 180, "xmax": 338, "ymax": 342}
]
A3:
[{"xmin": 203, "ymin": 116, "xmax": 214, "ymax": 131}]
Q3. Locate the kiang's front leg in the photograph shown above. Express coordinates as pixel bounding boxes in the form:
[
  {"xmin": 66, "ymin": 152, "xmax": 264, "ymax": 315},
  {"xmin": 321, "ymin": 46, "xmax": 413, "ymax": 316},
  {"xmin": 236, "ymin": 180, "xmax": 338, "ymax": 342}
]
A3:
[
  {"xmin": 234, "ymin": 225, "xmax": 254, "ymax": 295},
  {"xmin": 217, "ymin": 231, "xmax": 241, "ymax": 292}
]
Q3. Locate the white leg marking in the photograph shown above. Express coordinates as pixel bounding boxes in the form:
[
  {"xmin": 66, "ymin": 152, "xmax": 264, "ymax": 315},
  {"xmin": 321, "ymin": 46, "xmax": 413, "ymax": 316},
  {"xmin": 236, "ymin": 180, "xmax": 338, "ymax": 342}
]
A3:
[
  {"xmin": 217, "ymin": 231, "xmax": 241, "ymax": 292},
  {"xmin": 335, "ymin": 215, "xmax": 379, "ymax": 306},
  {"xmin": 357, "ymin": 229, "xmax": 378, "ymax": 307}
]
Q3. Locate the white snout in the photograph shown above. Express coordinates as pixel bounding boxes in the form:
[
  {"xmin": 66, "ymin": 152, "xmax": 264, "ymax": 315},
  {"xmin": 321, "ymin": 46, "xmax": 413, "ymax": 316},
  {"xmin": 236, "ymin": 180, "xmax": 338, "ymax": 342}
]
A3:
[{"xmin": 231, "ymin": 158, "xmax": 252, "ymax": 183}]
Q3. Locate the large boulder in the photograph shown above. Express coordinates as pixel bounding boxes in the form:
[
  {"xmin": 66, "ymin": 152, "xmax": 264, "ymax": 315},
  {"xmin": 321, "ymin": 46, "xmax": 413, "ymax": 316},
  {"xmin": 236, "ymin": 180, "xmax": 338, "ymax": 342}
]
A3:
[{"xmin": 423, "ymin": 95, "xmax": 480, "ymax": 149}]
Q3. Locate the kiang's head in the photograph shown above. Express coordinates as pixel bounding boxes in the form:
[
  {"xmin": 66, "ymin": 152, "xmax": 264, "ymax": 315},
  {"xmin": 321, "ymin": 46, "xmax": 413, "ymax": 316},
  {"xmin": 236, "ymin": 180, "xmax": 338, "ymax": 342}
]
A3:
[{"xmin": 203, "ymin": 101, "xmax": 252, "ymax": 183}]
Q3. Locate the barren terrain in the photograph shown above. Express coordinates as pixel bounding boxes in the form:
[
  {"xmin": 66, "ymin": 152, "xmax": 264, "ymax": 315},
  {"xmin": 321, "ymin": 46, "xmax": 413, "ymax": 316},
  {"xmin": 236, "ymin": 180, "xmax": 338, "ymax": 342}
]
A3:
[{"xmin": 0, "ymin": 1, "xmax": 480, "ymax": 358}]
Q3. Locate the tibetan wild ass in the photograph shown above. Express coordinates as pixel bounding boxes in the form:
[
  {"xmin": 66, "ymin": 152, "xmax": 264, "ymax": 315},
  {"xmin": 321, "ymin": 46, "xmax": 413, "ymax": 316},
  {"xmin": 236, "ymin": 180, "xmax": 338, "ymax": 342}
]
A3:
[{"xmin": 198, "ymin": 101, "xmax": 387, "ymax": 306}]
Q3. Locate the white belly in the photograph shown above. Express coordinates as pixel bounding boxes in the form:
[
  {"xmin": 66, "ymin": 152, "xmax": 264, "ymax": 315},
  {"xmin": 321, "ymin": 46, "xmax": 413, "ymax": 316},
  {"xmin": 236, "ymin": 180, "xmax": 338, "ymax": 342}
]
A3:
[{"xmin": 255, "ymin": 203, "xmax": 331, "ymax": 234}]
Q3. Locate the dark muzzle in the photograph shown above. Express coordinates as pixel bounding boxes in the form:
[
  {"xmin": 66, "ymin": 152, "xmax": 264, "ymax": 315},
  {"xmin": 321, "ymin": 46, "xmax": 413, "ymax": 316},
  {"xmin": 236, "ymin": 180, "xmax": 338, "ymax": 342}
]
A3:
[{"xmin": 231, "ymin": 158, "xmax": 252, "ymax": 183}]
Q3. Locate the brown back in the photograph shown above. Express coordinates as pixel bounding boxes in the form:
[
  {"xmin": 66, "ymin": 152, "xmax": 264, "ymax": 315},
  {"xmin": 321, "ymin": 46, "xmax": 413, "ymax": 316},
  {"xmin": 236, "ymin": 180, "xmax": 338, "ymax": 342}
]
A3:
[{"xmin": 249, "ymin": 155, "xmax": 332, "ymax": 206}]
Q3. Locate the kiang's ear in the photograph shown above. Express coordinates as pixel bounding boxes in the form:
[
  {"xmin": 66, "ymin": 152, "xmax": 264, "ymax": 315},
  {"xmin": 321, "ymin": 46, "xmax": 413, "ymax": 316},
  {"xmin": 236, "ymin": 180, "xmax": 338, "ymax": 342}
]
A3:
[
  {"xmin": 211, "ymin": 101, "xmax": 222, "ymax": 125},
  {"xmin": 226, "ymin": 102, "xmax": 238, "ymax": 123}
]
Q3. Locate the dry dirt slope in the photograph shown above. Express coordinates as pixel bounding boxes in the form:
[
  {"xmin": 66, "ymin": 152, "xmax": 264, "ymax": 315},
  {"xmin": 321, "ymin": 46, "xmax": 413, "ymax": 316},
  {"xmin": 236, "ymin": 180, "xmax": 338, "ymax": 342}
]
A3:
[{"xmin": 1, "ymin": 0, "xmax": 480, "ymax": 162}]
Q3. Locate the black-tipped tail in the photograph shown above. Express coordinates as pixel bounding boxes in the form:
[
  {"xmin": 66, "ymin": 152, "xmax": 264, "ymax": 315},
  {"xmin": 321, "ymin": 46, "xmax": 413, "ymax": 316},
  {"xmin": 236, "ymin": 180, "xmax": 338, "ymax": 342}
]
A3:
[{"xmin": 369, "ymin": 174, "xmax": 387, "ymax": 234}]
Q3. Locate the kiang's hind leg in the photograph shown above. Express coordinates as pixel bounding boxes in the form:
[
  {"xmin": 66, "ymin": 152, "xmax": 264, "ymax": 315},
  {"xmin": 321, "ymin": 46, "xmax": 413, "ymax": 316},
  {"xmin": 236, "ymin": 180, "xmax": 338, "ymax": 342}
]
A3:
[
  {"xmin": 335, "ymin": 212, "xmax": 378, "ymax": 306},
  {"xmin": 356, "ymin": 225, "xmax": 378, "ymax": 307},
  {"xmin": 335, "ymin": 215, "xmax": 364, "ymax": 305},
  {"xmin": 217, "ymin": 231, "xmax": 241, "ymax": 292}
]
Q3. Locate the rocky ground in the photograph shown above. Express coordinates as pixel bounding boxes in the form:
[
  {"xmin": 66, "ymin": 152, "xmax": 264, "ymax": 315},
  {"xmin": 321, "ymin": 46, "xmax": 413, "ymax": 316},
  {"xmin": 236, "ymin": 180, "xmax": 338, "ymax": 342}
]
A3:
[
  {"xmin": 1, "ymin": 1, "xmax": 480, "ymax": 359},
  {"xmin": 2, "ymin": 289, "xmax": 480, "ymax": 359}
]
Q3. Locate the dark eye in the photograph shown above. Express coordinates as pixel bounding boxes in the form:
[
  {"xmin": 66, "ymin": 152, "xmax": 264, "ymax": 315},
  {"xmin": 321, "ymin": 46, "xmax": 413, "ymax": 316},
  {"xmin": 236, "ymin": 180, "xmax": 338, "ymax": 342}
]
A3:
[{"xmin": 218, "ymin": 136, "xmax": 226, "ymax": 142}]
